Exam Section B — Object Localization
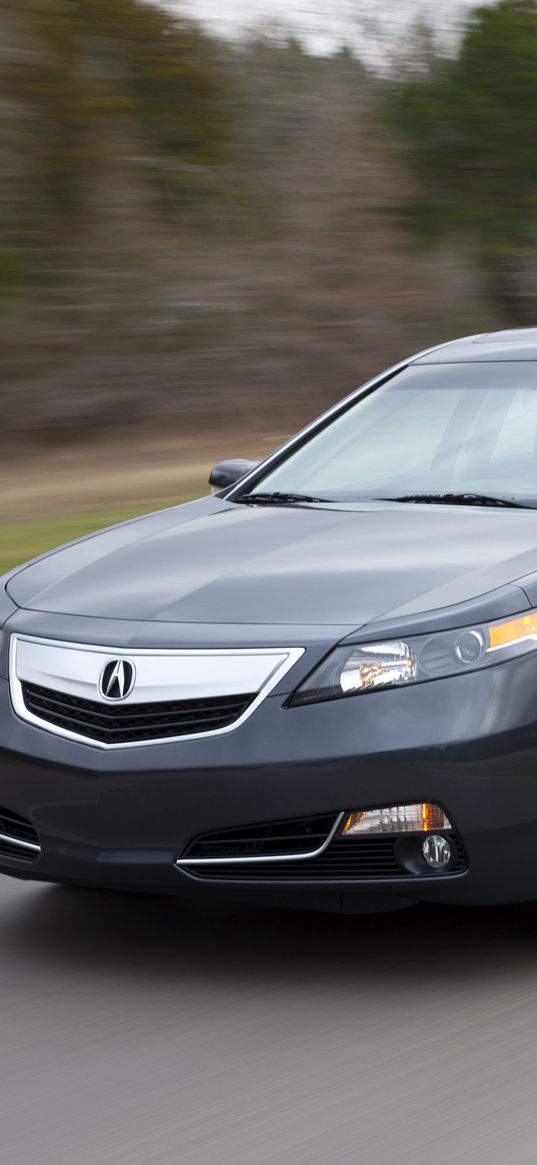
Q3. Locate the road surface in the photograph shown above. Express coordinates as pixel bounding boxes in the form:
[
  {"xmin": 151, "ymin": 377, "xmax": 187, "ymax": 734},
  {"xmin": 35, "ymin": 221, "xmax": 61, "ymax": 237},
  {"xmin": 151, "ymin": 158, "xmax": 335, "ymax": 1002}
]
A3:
[{"xmin": 0, "ymin": 878, "xmax": 536, "ymax": 1163}]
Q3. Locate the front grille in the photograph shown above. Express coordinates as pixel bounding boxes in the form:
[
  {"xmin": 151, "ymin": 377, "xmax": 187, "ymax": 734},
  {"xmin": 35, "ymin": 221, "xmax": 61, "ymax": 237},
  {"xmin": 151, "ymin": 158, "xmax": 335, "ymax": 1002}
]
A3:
[
  {"xmin": 183, "ymin": 814, "xmax": 338, "ymax": 860},
  {"xmin": 182, "ymin": 832, "xmax": 467, "ymax": 881},
  {"xmin": 0, "ymin": 806, "xmax": 40, "ymax": 863},
  {"xmin": 22, "ymin": 682, "xmax": 255, "ymax": 744}
]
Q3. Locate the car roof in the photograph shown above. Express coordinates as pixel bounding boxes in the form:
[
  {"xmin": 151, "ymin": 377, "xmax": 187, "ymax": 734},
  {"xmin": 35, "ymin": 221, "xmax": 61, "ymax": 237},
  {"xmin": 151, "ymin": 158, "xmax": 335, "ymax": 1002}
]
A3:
[{"xmin": 413, "ymin": 327, "xmax": 537, "ymax": 364}]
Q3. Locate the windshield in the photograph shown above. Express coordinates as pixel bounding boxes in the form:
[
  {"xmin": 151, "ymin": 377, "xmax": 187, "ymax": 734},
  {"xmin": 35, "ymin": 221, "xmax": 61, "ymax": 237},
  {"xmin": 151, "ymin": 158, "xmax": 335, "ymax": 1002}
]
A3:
[{"xmin": 249, "ymin": 363, "xmax": 537, "ymax": 502}]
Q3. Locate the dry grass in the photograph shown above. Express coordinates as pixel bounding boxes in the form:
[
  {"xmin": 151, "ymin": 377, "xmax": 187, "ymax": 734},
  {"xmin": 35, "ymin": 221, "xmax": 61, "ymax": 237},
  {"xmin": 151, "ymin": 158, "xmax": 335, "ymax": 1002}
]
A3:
[{"xmin": 0, "ymin": 428, "xmax": 284, "ymax": 573}]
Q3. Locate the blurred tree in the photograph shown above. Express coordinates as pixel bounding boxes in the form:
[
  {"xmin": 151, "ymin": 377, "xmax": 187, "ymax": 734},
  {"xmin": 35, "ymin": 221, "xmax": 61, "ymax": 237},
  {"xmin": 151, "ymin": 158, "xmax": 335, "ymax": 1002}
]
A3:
[
  {"xmin": 0, "ymin": 18, "xmax": 485, "ymax": 447},
  {"xmin": 0, "ymin": 0, "xmax": 233, "ymax": 283},
  {"xmin": 385, "ymin": 0, "xmax": 537, "ymax": 324}
]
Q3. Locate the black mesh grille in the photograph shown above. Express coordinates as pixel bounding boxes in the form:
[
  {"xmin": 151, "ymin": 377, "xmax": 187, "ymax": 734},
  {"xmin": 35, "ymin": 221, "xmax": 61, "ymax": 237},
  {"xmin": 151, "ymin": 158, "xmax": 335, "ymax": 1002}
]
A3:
[
  {"xmin": 0, "ymin": 806, "xmax": 40, "ymax": 863},
  {"xmin": 22, "ymin": 682, "xmax": 255, "ymax": 744},
  {"xmin": 183, "ymin": 831, "xmax": 467, "ymax": 882},
  {"xmin": 184, "ymin": 814, "xmax": 338, "ymax": 860}
]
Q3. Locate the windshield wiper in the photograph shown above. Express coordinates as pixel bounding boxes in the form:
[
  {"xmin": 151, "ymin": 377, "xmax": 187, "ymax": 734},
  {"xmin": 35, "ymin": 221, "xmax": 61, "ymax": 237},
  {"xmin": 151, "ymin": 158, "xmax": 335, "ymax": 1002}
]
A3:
[
  {"xmin": 234, "ymin": 489, "xmax": 537, "ymax": 509},
  {"xmin": 380, "ymin": 492, "xmax": 534, "ymax": 509},
  {"xmin": 233, "ymin": 491, "xmax": 327, "ymax": 506}
]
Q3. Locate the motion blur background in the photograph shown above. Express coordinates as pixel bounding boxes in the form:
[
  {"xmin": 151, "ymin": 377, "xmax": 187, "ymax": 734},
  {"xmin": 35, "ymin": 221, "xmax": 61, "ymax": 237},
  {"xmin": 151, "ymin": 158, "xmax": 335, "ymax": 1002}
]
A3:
[
  {"xmin": 1, "ymin": 0, "xmax": 535, "ymax": 567},
  {"xmin": 3, "ymin": 10, "xmax": 537, "ymax": 1162}
]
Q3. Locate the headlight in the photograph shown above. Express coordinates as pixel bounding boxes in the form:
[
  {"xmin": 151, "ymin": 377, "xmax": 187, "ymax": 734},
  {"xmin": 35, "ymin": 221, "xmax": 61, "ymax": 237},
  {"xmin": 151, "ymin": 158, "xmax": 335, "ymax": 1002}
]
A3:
[{"xmin": 290, "ymin": 609, "xmax": 537, "ymax": 705}]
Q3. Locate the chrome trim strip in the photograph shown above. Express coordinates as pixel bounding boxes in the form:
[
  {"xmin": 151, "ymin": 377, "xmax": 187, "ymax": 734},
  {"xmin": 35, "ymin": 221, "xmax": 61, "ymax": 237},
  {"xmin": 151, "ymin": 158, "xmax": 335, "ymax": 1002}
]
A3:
[
  {"xmin": 176, "ymin": 812, "xmax": 345, "ymax": 867},
  {"xmin": 0, "ymin": 831, "xmax": 41, "ymax": 854},
  {"xmin": 9, "ymin": 635, "xmax": 305, "ymax": 750}
]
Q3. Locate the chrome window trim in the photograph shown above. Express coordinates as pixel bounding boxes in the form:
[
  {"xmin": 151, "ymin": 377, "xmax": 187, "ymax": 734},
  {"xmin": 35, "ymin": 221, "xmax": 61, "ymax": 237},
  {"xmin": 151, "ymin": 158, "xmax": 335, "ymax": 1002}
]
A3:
[
  {"xmin": 9, "ymin": 635, "xmax": 304, "ymax": 750},
  {"xmin": 176, "ymin": 812, "xmax": 345, "ymax": 867}
]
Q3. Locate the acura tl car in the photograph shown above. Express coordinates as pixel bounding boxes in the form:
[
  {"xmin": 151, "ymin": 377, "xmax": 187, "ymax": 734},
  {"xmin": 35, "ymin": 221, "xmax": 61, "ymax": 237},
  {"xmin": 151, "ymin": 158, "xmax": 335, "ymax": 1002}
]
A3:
[{"xmin": 6, "ymin": 328, "xmax": 537, "ymax": 914}]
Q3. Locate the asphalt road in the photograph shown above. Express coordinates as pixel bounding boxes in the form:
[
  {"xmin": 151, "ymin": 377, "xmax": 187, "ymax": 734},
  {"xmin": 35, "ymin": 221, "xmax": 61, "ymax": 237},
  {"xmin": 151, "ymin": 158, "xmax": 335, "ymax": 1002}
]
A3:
[{"xmin": 1, "ymin": 880, "xmax": 537, "ymax": 1164}]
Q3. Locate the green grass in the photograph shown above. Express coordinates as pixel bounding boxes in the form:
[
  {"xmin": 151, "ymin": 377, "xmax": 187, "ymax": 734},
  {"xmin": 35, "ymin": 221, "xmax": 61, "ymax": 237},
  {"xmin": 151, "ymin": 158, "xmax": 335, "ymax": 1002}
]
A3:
[{"xmin": 0, "ymin": 506, "xmax": 160, "ymax": 575}]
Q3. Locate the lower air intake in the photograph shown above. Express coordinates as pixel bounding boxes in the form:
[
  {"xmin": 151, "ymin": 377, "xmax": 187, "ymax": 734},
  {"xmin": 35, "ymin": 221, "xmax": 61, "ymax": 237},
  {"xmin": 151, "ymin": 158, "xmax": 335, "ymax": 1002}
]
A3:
[
  {"xmin": 0, "ymin": 807, "xmax": 41, "ymax": 863},
  {"xmin": 182, "ymin": 814, "xmax": 339, "ymax": 860},
  {"xmin": 180, "ymin": 824, "xmax": 466, "ymax": 881}
]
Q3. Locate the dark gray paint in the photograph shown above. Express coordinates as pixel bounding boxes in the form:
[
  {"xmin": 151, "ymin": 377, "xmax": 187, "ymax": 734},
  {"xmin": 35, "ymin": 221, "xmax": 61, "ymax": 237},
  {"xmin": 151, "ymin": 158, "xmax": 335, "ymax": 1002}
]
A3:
[
  {"xmin": 414, "ymin": 328, "xmax": 537, "ymax": 364},
  {"xmin": 4, "ymin": 328, "xmax": 537, "ymax": 909},
  {"xmin": 7, "ymin": 497, "xmax": 537, "ymax": 627}
]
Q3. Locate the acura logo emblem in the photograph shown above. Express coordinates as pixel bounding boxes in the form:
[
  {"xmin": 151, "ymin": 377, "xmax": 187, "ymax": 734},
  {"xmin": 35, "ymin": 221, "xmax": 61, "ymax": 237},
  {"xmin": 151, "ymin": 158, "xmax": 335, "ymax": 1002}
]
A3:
[{"xmin": 99, "ymin": 658, "xmax": 136, "ymax": 701}]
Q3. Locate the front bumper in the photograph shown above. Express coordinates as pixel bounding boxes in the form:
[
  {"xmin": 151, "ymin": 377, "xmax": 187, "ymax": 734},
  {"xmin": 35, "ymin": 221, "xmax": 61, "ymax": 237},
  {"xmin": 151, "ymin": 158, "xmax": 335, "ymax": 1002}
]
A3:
[{"xmin": 2, "ymin": 645, "xmax": 537, "ymax": 910}]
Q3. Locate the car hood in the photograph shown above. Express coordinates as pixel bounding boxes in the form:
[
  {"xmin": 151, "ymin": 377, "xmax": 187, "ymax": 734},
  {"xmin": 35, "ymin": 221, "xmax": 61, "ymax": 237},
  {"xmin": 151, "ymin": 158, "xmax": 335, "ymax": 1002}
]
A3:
[{"xmin": 6, "ymin": 496, "xmax": 537, "ymax": 627}]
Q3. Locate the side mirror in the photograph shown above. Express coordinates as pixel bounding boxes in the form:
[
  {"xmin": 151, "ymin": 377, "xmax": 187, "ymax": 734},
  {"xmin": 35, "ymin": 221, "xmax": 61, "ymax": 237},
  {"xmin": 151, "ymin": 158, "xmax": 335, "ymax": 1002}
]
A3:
[{"xmin": 209, "ymin": 459, "xmax": 260, "ymax": 494}]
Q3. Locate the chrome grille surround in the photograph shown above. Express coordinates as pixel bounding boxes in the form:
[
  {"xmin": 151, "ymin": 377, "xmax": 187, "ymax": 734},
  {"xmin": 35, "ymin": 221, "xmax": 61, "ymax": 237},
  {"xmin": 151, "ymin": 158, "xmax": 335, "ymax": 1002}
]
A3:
[{"xmin": 10, "ymin": 635, "xmax": 304, "ymax": 749}]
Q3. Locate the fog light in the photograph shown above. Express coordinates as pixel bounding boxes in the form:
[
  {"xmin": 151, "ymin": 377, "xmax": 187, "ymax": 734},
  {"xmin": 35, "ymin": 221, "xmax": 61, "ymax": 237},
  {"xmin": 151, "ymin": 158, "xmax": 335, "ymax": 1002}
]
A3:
[
  {"xmin": 422, "ymin": 834, "xmax": 452, "ymax": 869},
  {"xmin": 342, "ymin": 803, "xmax": 452, "ymax": 836}
]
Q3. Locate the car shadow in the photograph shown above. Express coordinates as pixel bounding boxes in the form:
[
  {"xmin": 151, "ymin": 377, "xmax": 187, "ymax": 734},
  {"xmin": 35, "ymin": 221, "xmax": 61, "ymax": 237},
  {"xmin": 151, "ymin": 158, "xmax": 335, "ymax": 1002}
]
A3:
[{"xmin": 2, "ymin": 882, "xmax": 537, "ymax": 990}]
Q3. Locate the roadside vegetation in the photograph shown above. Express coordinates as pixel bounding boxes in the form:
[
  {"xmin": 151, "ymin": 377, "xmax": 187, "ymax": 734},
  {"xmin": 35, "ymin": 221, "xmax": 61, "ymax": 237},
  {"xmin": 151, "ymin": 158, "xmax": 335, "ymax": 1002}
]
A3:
[
  {"xmin": 385, "ymin": 0, "xmax": 537, "ymax": 325},
  {"xmin": 0, "ymin": 510, "xmax": 151, "ymax": 575},
  {"xmin": 0, "ymin": 0, "xmax": 502, "ymax": 452},
  {"xmin": 2, "ymin": 0, "xmax": 537, "ymax": 566}
]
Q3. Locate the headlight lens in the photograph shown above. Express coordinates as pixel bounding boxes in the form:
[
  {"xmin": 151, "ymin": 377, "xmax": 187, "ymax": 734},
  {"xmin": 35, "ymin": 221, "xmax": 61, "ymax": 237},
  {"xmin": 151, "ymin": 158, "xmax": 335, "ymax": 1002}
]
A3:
[
  {"xmin": 290, "ymin": 608, "xmax": 537, "ymax": 705},
  {"xmin": 340, "ymin": 641, "xmax": 417, "ymax": 693}
]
